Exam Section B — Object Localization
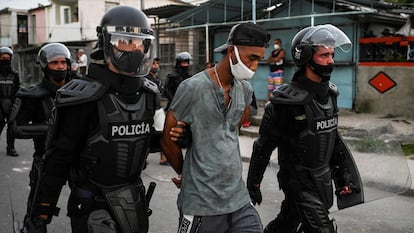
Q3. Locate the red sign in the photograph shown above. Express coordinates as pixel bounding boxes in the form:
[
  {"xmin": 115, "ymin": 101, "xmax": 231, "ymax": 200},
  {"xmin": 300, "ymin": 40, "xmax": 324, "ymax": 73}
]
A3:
[{"xmin": 368, "ymin": 72, "xmax": 396, "ymax": 93}]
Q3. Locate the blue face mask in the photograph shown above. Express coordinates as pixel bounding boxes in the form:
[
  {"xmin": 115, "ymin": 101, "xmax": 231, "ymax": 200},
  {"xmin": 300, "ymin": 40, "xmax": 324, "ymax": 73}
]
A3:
[{"xmin": 150, "ymin": 67, "xmax": 160, "ymax": 74}]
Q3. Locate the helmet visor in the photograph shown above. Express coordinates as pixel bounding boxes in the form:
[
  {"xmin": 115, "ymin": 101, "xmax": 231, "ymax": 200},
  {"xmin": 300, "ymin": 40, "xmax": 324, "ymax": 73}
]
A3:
[
  {"xmin": 104, "ymin": 26, "xmax": 156, "ymax": 77},
  {"xmin": 301, "ymin": 24, "xmax": 352, "ymax": 52}
]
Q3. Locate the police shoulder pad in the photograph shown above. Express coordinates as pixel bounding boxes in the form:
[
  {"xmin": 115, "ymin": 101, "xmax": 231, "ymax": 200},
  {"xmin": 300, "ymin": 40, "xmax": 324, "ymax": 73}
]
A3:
[
  {"xmin": 16, "ymin": 84, "xmax": 49, "ymax": 98},
  {"xmin": 55, "ymin": 78, "xmax": 108, "ymax": 107},
  {"xmin": 270, "ymin": 83, "xmax": 312, "ymax": 105},
  {"xmin": 141, "ymin": 78, "xmax": 160, "ymax": 95}
]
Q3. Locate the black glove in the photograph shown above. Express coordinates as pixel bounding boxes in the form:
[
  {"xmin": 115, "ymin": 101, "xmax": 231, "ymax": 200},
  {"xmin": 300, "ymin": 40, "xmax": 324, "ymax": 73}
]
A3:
[
  {"xmin": 176, "ymin": 124, "xmax": 192, "ymax": 148},
  {"xmin": 247, "ymin": 183, "xmax": 262, "ymax": 206},
  {"xmin": 21, "ymin": 216, "xmax": 47, "ymax": 233}
]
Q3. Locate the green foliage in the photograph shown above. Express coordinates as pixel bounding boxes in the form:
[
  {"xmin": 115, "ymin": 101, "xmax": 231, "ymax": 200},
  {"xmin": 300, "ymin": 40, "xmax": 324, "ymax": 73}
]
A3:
[
  {"xmin": 345, "ymin": 137, "xmax": 402, "ymax": 154},
  {"xmin": 384, "ymin": 0, "xmax": 414, "ymax": 4},
  {"xmin": 402, "ymin": 144, "xmax": 414, "ymax": 156}
]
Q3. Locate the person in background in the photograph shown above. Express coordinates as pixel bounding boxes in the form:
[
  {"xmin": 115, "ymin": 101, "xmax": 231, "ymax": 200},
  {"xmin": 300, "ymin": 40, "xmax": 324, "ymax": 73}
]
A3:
[
  {"xmin": 395, "ymin": 14, "xmax": 414, "ymax": 36},
  {"xmin": 14, "ymin": 43, "xmax": 72, "ymax": 232},
  {"xmin": 163, "ymin": 51, "xmax": 191, "ymax": 110},
  {"xmin": 0, "ymin": 47, "xmax": 20, "ymax": 156},
  {"xmin": 395, "ymin": 14, "xmax": 414, "ymax": 61},
  {"xmin": 247, "ymin": 24, "xmax": 362, "ymax": 233},
  {"xmin": 76, "ymin": 48, "xmax": 88, "ymax": 75},
  {"xmin": 266, "ymin": 38, "xmax": 286, "ymax": 101},
  {"xmin": 161, "ymin": 22, "xmax": 270, "ymax": 233},
  {"xmin": 145, "ymin": 57, "xmax": 168, "ymax": 165},
  {"xmin": 22, "ymin": 6, "xmax": 159, "ymax": 233}
]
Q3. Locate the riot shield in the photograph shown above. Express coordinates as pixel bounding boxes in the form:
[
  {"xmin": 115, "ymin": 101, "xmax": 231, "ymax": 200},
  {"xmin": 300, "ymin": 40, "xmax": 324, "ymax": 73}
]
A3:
[
  {"xmin": 334, "ymin": 135, "xmax": 412, "ymax": 209},
  {"xmin": 268, "ymin": 135, "xmax": 411, "ymax": 211}
]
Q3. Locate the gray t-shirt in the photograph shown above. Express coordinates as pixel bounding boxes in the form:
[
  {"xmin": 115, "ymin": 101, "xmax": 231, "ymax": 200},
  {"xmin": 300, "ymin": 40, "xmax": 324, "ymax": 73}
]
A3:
[{"xmin": 171, "ymin": 70, "xmax": 253, "ymax": 216}]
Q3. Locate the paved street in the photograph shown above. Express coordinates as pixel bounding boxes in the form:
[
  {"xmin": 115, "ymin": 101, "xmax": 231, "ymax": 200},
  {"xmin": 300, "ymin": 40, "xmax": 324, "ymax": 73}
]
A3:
[{"xmin": 1, "ymin": 132, "xmax": 414, "ymax": 232}]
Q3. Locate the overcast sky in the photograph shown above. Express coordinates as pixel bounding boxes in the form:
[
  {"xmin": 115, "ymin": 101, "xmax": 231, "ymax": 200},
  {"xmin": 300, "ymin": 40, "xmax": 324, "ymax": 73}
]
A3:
[
  {"xmin": 0, "ymin": 0, "xmax": 50, "ymax": 10},
  {"xmin": 0, "ymin": 0, "xmax": 208, "ymax": 11}
]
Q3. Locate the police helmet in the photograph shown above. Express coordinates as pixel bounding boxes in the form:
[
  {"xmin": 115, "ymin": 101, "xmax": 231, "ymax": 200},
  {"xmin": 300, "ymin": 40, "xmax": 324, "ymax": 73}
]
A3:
[
  {"xmin": 37, "ymin": 43, "xmax": 71, "ymax": 70},
  {"xmin": 176, "ymin": 52, "xmax": 192, "ymax": 62},
  {"xmin": 291, "ymin": 24, "xmax": 352, "ymax": 66},
  {"xmin": 96, "ymin": 6, "xmax": 155, "ymax": 77},
  {"xmin": 0, "ymin": 47, "xmax": 13, "ymax": 58},
  {"xmin": 175, "ymin": 52, "xmax": 191, "ymax": 69}
]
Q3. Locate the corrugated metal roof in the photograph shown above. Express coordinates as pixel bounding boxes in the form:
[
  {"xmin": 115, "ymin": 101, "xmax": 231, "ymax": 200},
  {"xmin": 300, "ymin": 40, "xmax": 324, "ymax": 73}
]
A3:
[
  {"xmin": 143, "ymin": 0, "xmax": 196, "ymax": 18},
  {"xmin": 167, "ymin": 0, "xmax": 413, "ymax": 29},
  {"xmin": 144, "ymin": 0, "xmax": 189, "ymax": 9}
]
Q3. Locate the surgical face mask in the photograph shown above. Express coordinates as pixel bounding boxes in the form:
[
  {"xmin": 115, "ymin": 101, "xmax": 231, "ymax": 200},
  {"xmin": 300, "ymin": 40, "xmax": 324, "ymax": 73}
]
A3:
[
  {"xmin": 229, "ymin": 46, "xmax": 255, "ymax": 80},
  {"xmin": 150, "ymin": 67, "xmax": 160, "ymax": 74},
  {"xmin": 274, "ymin": 44, "xmax": 280, "ymax": 50},
  {"xmin": 309, "ymin": 59, "xmax": 334, "ymax": 82}
]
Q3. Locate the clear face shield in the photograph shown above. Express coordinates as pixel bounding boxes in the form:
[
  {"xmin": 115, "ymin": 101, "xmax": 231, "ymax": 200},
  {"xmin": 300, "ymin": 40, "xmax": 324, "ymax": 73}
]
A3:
[
  {"xmin": 104, "ymin": 26, "xmax": 155, "ymax": 77},
  {"xmin": 301, "ymin": 24, "xmax": 352, "ymax": 52}
]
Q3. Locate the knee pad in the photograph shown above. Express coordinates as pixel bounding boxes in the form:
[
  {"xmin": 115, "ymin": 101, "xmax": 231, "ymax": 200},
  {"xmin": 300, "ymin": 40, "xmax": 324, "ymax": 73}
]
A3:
[{"xmin": 296, "ymin": 191, "xmax": 335, "ymax": 232}]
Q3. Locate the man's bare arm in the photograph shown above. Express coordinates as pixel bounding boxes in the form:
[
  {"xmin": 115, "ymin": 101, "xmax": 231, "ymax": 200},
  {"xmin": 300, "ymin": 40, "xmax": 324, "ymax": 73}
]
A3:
[{"xmin": 161, "ymin": 110, "xmax": 184, "ymax": 175}]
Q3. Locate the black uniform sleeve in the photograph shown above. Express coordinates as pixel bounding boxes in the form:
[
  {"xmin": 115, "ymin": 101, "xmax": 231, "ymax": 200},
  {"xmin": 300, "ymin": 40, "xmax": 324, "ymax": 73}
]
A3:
[
  {"xmin": 34, "ymin": 102, "xmax": 98, "ymax": 221},
  {"xmin": 247, "ymin": 103, "xmax": 280, "ymax": 187},
  {"xmin": 13, "ymin": 72, "xmax": 20, "ymax": 97}
]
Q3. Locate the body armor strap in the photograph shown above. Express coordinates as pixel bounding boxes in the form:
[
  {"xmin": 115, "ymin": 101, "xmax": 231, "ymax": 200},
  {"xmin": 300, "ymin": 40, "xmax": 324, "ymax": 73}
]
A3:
[{"xmin": 55, "ymin": 79, "xmax": 108, "ymax": 107}]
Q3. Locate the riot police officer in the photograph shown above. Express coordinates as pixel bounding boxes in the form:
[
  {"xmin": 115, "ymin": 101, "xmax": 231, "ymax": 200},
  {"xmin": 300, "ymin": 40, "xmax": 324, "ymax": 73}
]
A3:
[
  {"xmin": 0, "ymin": 47, "xmax": 19, "ymax": 156},
  {"xmin": 13, "ymin": 43, "xmax": 72, "ymax": 231},
  {"xmin": 163, "ymin": 51, "xmax": 191, "ymax": 110},
  {"xmin": 247, "ymin": 24, "xmax": 363, "ymax": 233},
  {"xmin": 23, "ymin": 6, "xmax": 158, "ymax": 233}
]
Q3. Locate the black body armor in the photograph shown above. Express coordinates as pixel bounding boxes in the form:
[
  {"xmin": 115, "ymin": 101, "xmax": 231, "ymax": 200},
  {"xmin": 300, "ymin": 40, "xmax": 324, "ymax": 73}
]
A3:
[
  {"xmin": 9, "ymin": 84, "xmax": 54, "ymax": 139},
  {"xmin": 272, "ymin": 83, "xmax": 339, "ymax": 207},
  {"xmin": 82, "ymin": 91, "xmax": 154, "ymax": 187},
  {"xmin": 52, "ymin": 71, "xmax": 158, "ymax": 232},
  {"xmin": 0, "ymin": 72, "xmax": 17, "ymax": 97}
]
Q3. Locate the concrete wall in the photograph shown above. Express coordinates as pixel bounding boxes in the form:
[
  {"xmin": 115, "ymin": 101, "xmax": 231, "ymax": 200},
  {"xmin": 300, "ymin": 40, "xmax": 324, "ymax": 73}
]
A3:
[{"xmin": 355, "ymin": 65, "xmax": 414, "ymax": 119}]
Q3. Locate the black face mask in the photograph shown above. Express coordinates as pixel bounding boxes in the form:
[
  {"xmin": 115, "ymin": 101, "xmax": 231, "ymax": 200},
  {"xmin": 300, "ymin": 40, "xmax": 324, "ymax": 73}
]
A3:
[
  {"xmin": 309, "ymin": 60, "xmax": 333, "ymax": 82},
  {"xmin": 178, "ymin": 66, "xmax": 189, "ymax": 73},
  {"xmin": 47, "ymin": 69, "xmax": 67, "ymax": 82},
  {"xmin": 111, "ymin": 46, "xmax": 144, "ymax": 73},
  {"xmin": 0, "ymin": 60, "xmax": 11, "ymax": 74}
]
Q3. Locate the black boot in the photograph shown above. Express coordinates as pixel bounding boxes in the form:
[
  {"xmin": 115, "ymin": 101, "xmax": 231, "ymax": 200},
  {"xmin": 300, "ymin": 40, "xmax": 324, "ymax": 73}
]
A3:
[
  {"xmin": 6, "ymin": 126, "xmax": 18, "ymax": 156},
  {"xmin": 7, "ymin": 147, "xmax": 19, "ymax": 156}
]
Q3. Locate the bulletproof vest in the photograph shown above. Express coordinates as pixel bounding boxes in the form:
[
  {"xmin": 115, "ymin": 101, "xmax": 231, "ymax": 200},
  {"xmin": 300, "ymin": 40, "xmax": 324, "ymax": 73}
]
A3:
[
  {"xmin": 81, "ymin": 92, "xmax": 155, "ymax": 187},
  {"xmin": 294, "ymin": 96, "xmax": 338, "ymax": 169},
  {"xmin": 0, "ymin": 73, "xmax": 15, "ymax": 97},
  {"xmin": 10, "ymin": 84, "xmax": 54, "ymax": 139}
]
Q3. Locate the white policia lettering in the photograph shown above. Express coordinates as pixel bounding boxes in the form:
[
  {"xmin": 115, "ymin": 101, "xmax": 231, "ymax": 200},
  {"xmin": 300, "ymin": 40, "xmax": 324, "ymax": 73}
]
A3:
[
  {"xmin": 111, "ymin": 122, "xmax": 151, "ymax": 137},
  {"xmin": 316, "ymin": 116, "xmax": 338, "ymax": 131}
]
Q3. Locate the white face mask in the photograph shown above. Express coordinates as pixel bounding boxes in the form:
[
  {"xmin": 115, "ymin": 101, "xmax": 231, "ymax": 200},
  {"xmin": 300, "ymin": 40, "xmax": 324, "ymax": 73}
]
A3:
[
  {"xmin": 229, "ymin": 46, "xmax": 255, "ymax": 80},
  {"xmin": 274, "ymin": 44, "xmax": 280, "ymax": 50}
]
